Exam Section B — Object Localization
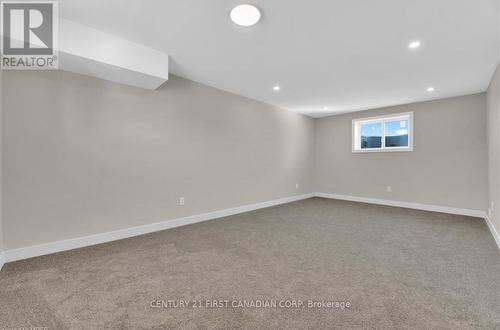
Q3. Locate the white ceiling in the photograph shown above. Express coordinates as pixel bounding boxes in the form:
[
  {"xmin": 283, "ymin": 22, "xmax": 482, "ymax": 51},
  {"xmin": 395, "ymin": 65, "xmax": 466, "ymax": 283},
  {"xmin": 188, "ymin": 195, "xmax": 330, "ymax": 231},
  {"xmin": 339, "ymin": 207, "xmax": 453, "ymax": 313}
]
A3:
[{"xmin": 60, "ymin": 0, "xmax": 499, "ymax": 117}]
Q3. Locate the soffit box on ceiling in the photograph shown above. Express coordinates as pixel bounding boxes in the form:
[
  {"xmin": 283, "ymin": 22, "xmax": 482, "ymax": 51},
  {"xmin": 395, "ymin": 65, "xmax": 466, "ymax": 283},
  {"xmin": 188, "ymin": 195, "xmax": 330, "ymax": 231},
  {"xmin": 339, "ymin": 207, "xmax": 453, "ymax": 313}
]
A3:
[{"xmin": 58, "ymin": 19, "xmax": 169, "ymax": 90}]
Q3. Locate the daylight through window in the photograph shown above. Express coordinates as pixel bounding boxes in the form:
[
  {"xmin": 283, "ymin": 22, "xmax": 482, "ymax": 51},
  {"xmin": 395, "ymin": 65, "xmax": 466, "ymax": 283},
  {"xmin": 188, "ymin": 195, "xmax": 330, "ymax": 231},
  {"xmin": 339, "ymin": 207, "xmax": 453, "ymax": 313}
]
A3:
[{"xmin": 352, "ymin": 112, "xmax": 413, "ymax": 152}]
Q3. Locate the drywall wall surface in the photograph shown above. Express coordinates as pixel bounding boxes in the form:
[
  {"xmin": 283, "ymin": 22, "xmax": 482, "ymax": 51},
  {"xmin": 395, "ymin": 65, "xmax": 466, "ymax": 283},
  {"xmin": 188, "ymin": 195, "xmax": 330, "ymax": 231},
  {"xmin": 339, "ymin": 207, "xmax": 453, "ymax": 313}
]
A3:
[
  {"xmin": 3, "ymin": 71, "xmax": 315, "ymax": 249},
  {"xmin": 487, "ymin": 63, "xmax": 500, "ymax": 236},
  {"xmin": 314, "ymin": 94, "xmax": 488, "ymax": 211},
  {"xmin": 0, "ymin": 67, "xmax": 3, "ymax": 258}
]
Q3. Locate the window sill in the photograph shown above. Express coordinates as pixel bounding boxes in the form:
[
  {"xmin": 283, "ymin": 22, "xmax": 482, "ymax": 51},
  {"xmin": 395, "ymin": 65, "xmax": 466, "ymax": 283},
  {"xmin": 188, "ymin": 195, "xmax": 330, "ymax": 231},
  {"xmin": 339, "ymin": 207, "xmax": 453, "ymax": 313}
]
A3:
[{"xmin": 352, "ymin": 147, "xmax": 413, "ymax": 153}]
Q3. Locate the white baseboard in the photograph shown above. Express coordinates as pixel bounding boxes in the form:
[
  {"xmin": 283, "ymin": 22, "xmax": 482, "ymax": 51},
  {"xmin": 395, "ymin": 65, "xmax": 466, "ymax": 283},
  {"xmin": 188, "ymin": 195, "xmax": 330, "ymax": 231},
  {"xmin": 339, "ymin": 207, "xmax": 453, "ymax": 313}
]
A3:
[
  {"xmin": 4, "ymin": 193, "xmax": 315, "ymax": 263},
  {"xmin": 3, "ymin": 191, "xmax": 497, "ymax": 265},
  {"xmin": 315, "ymin": 192, "xmax": 485, "ymax": 218},
  {"xmin": 316, "ymin": 192, "xmax": 499, "ymax": 250},
  {"xmin": 484, "ymin": 213, "xmax": 500, "ymax": 250}
]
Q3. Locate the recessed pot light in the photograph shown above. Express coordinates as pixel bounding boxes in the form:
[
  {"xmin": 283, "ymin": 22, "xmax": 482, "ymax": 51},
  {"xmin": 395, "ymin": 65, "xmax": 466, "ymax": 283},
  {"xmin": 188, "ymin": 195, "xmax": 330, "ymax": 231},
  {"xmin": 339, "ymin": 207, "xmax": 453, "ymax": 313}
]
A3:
[
  {"xmin": 273, "ymin": 85, "xmax": 281, "ymax": 91},
  {"xmin": 426, "ymin": 86, "xmax": 435, "ymax": 92},
  {"xmin": 408, "ymin": 41, "xmax": 421, "ymax": 49},
  {"xmin": 230, "ymin": 4, "xmax": 261, "ymax": 27}
]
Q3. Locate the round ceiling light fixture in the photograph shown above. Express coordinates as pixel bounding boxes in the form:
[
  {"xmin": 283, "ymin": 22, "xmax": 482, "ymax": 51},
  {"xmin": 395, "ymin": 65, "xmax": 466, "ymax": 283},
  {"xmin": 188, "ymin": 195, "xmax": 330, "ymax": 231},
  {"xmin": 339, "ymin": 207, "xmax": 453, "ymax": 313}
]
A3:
[
  {"xmin": 408, "ymin": 40, "xmax": 421, "ymax": 49},
  {"xmin": 230, "ymin": 4, "xmax": 261, "ymax": 27}
]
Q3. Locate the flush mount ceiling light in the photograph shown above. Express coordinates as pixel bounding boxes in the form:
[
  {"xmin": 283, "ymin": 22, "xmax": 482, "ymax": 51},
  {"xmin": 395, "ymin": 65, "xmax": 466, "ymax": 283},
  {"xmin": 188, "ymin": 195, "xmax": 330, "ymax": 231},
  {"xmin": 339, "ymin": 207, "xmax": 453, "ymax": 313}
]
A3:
[
  {"xmin": 230, "ymin": 4, "xmax": 261, "ymax": 27},
  {"xmin": 426, "ymin": 86, "xmax": 435, "ymax": 92},
  {"xmin": 273, "ymin": 85, "xmax": 281, "ymax": 91},
  {"xmin": 408, "ymin": 41, "xmax": 421, "ymax": 49}
]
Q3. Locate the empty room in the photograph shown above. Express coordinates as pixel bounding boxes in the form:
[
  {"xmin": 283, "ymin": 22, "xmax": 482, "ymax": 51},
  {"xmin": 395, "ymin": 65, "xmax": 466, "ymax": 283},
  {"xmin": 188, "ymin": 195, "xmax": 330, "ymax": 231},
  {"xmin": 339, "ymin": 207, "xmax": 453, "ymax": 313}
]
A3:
[{"xmin": 0, "ymin": 0, "xmax": 499, "ymax": 329}]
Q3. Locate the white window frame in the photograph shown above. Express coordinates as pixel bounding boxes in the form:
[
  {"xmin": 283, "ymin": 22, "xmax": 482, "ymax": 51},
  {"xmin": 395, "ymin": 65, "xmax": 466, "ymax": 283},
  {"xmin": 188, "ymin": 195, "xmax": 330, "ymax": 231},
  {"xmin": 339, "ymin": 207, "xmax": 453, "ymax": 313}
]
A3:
[{"xmin": 352, "ymin": 112, "xmax": 413, "ymax": 153}]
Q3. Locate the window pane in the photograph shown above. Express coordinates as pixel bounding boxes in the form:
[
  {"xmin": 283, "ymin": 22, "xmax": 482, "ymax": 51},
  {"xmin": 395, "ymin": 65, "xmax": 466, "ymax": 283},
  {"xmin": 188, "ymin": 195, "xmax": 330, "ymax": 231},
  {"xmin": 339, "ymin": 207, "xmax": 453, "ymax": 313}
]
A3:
[
  {"xmin": 360, "ymin": 122, "xmax": 382, "ymax": 149},
  {"xmin": 385, "ymin": 120, "xmax": 409, "ymax": 147}
]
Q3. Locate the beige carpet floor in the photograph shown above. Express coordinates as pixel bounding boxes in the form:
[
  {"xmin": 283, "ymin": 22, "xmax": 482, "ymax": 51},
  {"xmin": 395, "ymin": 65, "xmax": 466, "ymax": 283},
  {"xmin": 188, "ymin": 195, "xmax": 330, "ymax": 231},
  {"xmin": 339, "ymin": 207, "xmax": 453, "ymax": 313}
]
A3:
[{"xmin": 0, "ymin": 197, "xmax": 499, "ymax": 329}]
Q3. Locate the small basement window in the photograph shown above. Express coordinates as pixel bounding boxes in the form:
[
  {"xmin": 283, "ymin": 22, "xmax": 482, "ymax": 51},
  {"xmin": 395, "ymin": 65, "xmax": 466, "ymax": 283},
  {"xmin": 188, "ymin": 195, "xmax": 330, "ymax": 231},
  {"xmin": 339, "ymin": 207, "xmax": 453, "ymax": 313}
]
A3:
[{"xmin": 352, "ymin": 112, "xmax": 413, "ymax": 152}]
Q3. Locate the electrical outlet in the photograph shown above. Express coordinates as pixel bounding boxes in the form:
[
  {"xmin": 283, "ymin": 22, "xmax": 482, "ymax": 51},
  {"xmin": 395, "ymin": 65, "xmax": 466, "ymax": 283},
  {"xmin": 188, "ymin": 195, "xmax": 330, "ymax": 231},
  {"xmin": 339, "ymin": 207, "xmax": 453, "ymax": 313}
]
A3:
[
  {"xmin": 179, "ymin": 197, "xmax": 185, "ymax": 206},
  {"xmin": 386, "ymin": 186, "xmax": 392, "ymax": 193},
  {"xmin": 296, "ymin": 183, "xmax": 299, "ymax": 189}
]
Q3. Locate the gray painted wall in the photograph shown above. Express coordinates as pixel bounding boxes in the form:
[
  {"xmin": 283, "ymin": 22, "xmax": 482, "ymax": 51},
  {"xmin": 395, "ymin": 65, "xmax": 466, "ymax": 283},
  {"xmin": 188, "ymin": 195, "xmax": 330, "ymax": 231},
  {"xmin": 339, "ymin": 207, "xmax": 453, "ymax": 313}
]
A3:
[
  {"xmin": 0, "ymin": 68, "xmax": 3, "ymax": 256},
  {"xmin": 487, "ymin": 63, "xmax": 500, "ymax": 236},
  {"xmin": 314, "ymin": 94, "xmax": 488, "ymax": 211},
  {"xmin": 2, "ymin": 71, "xmax": 315, "ymax": 250},
  {"xmin": 1, "ymin": 69, "xmax": 492, "ymax": 252}
]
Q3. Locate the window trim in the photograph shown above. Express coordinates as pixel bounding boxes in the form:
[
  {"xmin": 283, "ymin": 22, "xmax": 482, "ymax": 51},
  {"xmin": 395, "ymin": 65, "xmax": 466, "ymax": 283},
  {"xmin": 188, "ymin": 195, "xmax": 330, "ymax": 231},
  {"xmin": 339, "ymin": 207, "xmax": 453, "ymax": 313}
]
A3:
[{"xmin": 352, "ymin": 112, "xmax": 413, "ymax": 153}]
